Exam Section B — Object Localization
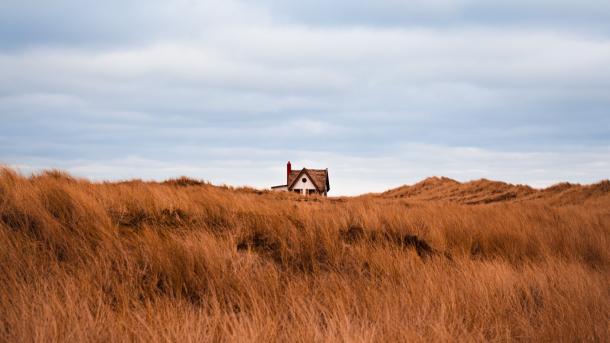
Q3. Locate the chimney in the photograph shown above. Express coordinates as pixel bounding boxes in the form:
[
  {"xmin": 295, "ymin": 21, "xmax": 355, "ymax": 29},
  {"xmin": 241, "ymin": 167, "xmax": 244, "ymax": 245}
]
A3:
[{"xmin": 286, "ymin": 161, "xmax": 291, "ymax": 184}]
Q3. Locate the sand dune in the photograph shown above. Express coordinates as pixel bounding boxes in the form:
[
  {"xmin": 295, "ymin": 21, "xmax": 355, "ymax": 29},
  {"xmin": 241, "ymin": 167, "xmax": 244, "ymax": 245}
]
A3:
[
  {"xmin": 380, "ymin": 177, "xmax": 610, "ymax": 205},
  {"xmin": 1, "ymin": 167, "xmax": 608, "ymax": 341}
]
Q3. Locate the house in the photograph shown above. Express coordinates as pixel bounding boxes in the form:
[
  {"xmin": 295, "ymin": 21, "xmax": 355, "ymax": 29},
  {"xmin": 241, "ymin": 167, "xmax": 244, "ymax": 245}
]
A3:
[{"xmin": 271, "ymin": 161, "xmax": 330, "ymax": 196}]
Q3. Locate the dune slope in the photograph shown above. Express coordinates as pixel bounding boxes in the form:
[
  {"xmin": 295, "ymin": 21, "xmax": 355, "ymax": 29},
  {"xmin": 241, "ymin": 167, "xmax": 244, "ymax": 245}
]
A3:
[{"xmin": 381, "ymin": 176, "xmax": 610, "ymax": 205}]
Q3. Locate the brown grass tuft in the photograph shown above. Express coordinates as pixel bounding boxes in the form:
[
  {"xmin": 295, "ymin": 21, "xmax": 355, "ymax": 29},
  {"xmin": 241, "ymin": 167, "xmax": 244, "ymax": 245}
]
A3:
[{"xmin": 0, "ymin": 167, "xmax": 608, "ymax": 341}]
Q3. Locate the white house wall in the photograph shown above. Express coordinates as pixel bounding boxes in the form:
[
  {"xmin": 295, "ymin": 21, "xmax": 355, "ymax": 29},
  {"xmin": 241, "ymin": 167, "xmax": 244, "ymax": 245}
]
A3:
[{"xmin": 291, "ymin": 175, "xmax": 317, "ymax": 194}]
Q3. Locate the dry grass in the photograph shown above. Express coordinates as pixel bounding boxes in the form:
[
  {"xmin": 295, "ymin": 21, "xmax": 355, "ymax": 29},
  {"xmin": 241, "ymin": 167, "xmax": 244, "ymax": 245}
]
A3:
[
  {"xmin": 381, "ymin": 176, "xmax": 610, "ymax": 205},
  {"xmin": 0, "ymin": 167, "xmax": 609, "ymax": 342}
]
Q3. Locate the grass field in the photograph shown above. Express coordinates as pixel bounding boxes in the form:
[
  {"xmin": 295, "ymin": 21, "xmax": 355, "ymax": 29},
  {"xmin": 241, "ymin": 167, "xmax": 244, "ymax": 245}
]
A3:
[{"xmin": 1, "ymin": 167, "xmax": 608, "ymax": 342}]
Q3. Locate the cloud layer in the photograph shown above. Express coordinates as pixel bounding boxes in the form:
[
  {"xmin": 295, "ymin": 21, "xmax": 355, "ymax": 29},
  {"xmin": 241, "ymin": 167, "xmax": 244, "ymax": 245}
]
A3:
[{"xmin": 1, "ymin": 1, "xmax": 609, "ymax": 194}]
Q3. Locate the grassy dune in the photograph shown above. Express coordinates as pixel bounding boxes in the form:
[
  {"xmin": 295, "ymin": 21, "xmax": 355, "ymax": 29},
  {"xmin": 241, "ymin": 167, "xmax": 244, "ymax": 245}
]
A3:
[{"xmin": 1, "ymin": 168, "xmax": 609, "ymax": 342}]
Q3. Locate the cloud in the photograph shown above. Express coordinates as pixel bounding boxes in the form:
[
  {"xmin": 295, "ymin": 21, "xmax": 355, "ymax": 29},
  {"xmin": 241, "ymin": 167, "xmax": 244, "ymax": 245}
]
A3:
[
  {"xmin": 2, "ymin": 28, "xmax": 608, "ymax": 136},
  {"xmin": 1, "ymin": 1, "xmax": 609, "ymax": 194},
  {"xmin": 260, "ymin": 0, "xmax": 610, "ymax": 32},
  {"xmin": 0, "ymin": 0, "xmax": 272, "ymax": 49}
]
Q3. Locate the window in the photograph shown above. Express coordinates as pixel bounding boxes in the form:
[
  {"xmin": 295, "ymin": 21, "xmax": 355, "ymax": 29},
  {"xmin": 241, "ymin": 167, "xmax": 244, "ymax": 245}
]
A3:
[
  {"xmin": 293, "ymin": 189, "xmax": 301, "ymax": 194},
  {"xmin": 307, "ymin": 189, "xmax": 316, "ymax": 195},
  {"xmin": 302, "ymin": 177, "xmax": 307, "ymax": 183}
]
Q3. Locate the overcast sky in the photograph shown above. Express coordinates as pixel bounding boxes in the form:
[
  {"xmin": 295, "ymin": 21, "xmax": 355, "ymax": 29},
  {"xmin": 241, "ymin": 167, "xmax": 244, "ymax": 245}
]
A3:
[{"xmin": 1, "ymin": 0, "xmax": 609, "ymax": 195}]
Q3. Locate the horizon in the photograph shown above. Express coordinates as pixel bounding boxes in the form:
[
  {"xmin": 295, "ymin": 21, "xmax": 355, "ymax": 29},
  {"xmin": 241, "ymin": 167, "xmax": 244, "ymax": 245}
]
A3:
[
  {"xmin": 2, "ymin": 1, "xmax": 610, "ymax": 195},
  {"xmin": 3, "ymin": 164, "xmax": 608, "ymax": 197}
]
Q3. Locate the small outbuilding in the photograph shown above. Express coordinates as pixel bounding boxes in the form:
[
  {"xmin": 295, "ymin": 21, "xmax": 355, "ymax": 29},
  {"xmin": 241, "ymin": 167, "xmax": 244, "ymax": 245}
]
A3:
[{"xmin": 271, "ymin": 161, "xmax": 330, "ymax": 196}]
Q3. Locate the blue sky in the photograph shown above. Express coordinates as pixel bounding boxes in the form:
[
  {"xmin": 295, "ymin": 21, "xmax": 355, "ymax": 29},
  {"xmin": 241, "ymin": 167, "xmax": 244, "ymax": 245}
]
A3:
[{"xmin": 1, "ymin": 0, "xmax": 609, "ymax": 195}]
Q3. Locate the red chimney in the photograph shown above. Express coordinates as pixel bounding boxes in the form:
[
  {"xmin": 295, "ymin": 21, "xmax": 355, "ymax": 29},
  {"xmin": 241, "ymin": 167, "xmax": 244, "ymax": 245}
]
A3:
[{"xmin": 286, "ymin": 161, "xmax": 291, "ymax": 184}]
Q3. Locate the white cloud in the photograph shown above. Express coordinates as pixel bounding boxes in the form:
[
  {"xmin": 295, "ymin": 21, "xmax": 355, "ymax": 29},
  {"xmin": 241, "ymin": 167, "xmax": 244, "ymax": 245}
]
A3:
[{"xmin": 2, "ymin": 28, "xmax": 609, "ymax": 119}]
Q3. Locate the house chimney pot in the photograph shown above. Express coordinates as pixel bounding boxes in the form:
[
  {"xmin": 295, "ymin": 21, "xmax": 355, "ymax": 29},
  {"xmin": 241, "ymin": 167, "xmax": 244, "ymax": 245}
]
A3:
[{"xmin": 287, "ymin": 161, "xmax": 291, "ymax": 183}]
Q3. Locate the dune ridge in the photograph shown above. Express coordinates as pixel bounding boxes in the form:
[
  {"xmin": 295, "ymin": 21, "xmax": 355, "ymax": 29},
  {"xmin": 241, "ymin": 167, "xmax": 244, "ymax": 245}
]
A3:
[{"xmin": 380, "ymin": 177, "xmax": 610, "ymax": 205}]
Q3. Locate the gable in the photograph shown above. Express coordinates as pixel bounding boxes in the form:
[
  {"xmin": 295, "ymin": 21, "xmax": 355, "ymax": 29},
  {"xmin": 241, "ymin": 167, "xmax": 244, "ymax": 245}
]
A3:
[
  {"xmin": 290, "ymin": 174, "xmax": 318, "ymax": 191},
  {"xmin": 288, "ymin": 169, "xmax": 319, "ymax": 191}
]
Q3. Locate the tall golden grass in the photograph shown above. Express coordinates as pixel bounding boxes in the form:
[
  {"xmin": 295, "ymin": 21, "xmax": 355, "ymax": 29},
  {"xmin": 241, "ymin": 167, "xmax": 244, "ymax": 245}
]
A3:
[{"xmin": 0, "ymin": 167, "xmax": 608, "ymax": 342}]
